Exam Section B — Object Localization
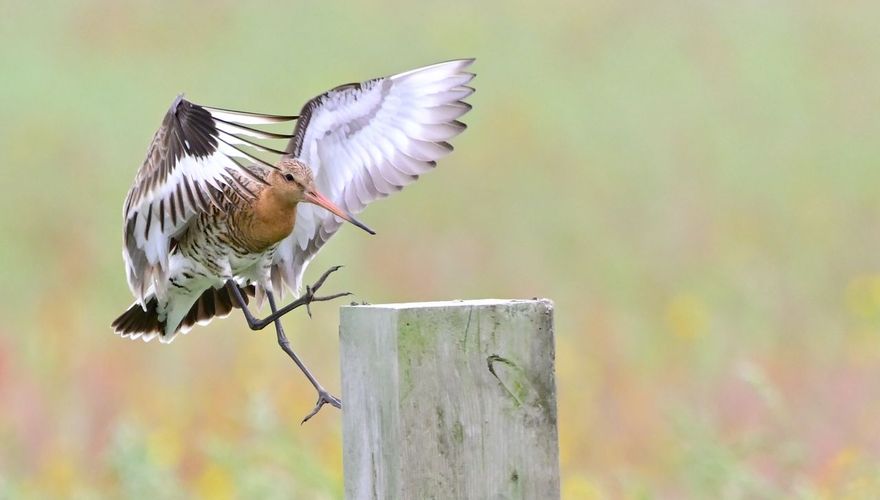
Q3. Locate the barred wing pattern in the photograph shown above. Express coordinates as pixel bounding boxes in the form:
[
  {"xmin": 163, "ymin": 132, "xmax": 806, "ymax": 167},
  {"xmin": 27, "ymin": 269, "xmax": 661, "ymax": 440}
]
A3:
[
  {"xmin": 123, "ymin": 96, "xmax": 296, "ymax": 305},
  {"xmin": 271, "ymin": 59, "xmax": 475, "ymax": 296}
]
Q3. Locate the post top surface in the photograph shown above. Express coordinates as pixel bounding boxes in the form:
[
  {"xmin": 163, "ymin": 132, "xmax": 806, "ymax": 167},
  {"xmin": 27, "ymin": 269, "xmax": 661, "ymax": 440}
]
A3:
[{"xmin": 342, "ymin": 298, "xmax": 552, "ymax": 310}]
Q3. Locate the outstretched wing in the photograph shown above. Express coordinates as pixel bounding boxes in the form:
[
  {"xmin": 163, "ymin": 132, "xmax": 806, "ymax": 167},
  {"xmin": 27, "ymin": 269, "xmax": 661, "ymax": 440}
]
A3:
[
  {"xmin": 123, "ymin": 95, "xmax": 296, "ymax": 305},
  {"xmin": 271, "ymin": 59, "xmax": 475, "ymax": 296}
]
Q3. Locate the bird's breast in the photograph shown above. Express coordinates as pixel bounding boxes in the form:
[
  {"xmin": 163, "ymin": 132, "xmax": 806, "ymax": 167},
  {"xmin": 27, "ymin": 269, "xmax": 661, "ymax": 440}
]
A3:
[
  {"xmin": 248, "ymin": 211, "xmax": 296, "ymax": 250},
  {"xmin": 231, "ymin": 199, "xmax": 297, "ymax": 253}
]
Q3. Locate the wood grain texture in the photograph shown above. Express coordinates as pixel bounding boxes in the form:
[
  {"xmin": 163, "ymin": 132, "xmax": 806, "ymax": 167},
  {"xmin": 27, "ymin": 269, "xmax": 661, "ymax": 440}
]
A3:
[{"xmin": 340, "ymin": 299, "xmax": 559, "ymax": 500}]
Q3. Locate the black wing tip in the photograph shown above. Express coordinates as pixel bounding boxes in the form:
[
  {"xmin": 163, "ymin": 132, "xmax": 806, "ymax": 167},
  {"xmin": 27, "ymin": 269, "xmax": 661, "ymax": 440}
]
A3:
[
  {"xmin": 171, "ymin": 93, "xmax": 186, "ymax": 111},
  {"xmin": 170, "ymin": 95, "xmax": 299, "ymax": 124},
  {"xmin": 171, "ymin": 93, "xmax": 206, "ymax": 116}
]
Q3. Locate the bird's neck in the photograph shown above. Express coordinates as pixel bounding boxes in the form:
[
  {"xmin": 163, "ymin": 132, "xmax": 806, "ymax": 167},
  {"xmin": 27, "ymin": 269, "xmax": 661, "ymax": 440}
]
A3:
[{"xmin": 239, "ymin": 187, "xmax": 298, "ymax": 251}]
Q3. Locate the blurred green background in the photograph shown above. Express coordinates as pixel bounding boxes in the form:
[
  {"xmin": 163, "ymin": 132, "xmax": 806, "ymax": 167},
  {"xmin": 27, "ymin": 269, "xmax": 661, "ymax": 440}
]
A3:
[{"xmin": 2, "ymin": 0, "xmax": 880, "ymax": 497}]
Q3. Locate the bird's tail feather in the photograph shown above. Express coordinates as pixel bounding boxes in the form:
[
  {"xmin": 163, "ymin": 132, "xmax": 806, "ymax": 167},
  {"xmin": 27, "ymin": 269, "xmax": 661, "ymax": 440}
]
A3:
[{"xmin": 111, "ymin": 284, "xmax": 256, "ymax": 343}]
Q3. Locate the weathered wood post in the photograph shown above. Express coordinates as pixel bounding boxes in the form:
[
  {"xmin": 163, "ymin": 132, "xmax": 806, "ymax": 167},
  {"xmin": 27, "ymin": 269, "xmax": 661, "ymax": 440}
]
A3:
[{"xmin": 340, "ymin": 299, "xmax": 559, "ymax": 499}]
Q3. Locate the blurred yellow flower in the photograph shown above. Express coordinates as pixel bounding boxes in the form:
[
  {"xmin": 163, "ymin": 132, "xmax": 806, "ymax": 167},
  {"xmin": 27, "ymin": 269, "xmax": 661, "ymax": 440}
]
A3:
[
  {"xmin": 146, "ymin": 427, "xmax": 182, "ymax": 467},
  {"xmin": 665, "ymin": 293, "xmax": 709, "ymax": 340},
  {"xmin": 845, "ymin": 275, "xmax": 880, "ymax": 319},
  {"xmin": 563, "ymin": 474, "xmax": 605, "ymax": 500},
  {"xmin": 821, "ymin": 447, "xmax": 858, "ymax": 489},
  {"xmin": 41, "ymin": 452, "xmax": 75, "ymax": 497},
  {"xmin": 196, "ymin": 463, "xmax": 235, "ymax": 500},
  {"xmin": 817, "ymin": 446, "xmax": 880, "ymax": 498},
  {"xmin": 842, "ymin": 475, "xmax": 880, "ymax": 499}
]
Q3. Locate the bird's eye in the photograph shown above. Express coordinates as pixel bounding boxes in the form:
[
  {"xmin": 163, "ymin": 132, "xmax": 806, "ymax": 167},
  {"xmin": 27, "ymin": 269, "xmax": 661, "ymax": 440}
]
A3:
[{"xmin": 284, "ymin": 173, "xmax": 295, "ymax": 182}]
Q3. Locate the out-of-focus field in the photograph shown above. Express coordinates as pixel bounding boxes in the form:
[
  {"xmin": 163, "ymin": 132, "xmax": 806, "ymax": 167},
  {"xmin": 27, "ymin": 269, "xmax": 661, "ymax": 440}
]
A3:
[{"xmin": 2, "ymin": 0, "xmax": 880, "ymax": 497}]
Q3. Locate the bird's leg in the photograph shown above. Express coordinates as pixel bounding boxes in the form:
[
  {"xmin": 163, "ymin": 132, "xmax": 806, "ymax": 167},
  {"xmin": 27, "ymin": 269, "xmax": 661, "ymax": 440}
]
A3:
[
  {"xmin": 225, "ymin": 266, "xmax": 350, "ymax": 330},
  {"xmin": 266, "ymin": 290, "xmax": 342, "ymax": 423},
  {"xmin": 226, "ymin": 282, "xmax": 265, "ymax": 329}
]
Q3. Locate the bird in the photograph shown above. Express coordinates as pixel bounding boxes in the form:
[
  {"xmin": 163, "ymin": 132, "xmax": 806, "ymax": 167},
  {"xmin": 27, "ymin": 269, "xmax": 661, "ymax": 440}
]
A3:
[{"xmin": 111, "ymin": 59, "xmax": 475, "ymax": 421}]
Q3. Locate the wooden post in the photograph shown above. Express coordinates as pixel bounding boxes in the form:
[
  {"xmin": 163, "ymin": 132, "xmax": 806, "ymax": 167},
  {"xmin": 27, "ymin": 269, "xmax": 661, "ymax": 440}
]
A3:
[{"xmin": 340, "ymin": 299, "xmax": 560, "ymax": 499}]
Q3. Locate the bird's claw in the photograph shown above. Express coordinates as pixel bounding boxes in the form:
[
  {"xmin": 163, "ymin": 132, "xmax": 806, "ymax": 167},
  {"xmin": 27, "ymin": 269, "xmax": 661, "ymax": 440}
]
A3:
[
  {"xmin": 301, "ymin": 389, "xmax": 342, "ymax": 424},
  {"xmin": 311, "ymin": 265, "xmax": 343, "ymax": 293},
  {"xmin": 301, "ymin": 266, "xmax": 351, "ymax": 319}
]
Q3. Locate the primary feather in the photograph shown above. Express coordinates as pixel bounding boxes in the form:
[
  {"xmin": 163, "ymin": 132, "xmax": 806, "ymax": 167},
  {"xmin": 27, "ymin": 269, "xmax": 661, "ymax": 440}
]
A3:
[{"xmin": 273, "ymin": 58, "xmax": 475, "ymax": 296}]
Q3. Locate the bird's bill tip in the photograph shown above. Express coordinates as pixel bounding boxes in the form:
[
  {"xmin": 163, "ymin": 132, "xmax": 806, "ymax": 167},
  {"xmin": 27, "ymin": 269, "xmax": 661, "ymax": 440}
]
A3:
[{"xmin": 304, "ymin": 191, "xmax": 376, "ymax": 235}]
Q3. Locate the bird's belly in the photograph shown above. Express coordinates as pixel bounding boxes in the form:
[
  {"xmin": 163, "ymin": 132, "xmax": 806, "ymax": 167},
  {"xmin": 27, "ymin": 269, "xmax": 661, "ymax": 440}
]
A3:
[
  {"xmin": 173, "ymin": 213, "xmax": 280, "ymax": 288},
  {"xmin": 229, "ymin": 251, "xmax": 272, "ymax": 280},
  {"xmin": 229, "ymin": 252, "xmax": 261, "ymax": 272}
]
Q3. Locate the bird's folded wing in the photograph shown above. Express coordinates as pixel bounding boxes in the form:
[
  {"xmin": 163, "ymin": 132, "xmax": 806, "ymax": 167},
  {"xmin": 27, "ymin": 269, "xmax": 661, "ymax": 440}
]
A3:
[
  {"xmin": 123, "ymin": 96, "xmax": 296, "ymax": 304},
  {"xmin": 271, "ymin": 59, "xmax": 475, "ymax": 296}
]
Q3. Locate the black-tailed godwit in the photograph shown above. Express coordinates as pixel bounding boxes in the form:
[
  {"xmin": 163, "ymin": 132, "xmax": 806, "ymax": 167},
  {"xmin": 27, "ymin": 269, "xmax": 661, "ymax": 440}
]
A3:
[{"xmin": 111, "ymin": 59, "xmax": 475, "ymax": 420}]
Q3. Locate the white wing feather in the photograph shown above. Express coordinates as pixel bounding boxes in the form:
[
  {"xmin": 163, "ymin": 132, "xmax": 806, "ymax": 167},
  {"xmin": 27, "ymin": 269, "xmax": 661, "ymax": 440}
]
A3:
[{"xmin": 272, "ymin": 59, "xmax": 475, "ymax": 296}]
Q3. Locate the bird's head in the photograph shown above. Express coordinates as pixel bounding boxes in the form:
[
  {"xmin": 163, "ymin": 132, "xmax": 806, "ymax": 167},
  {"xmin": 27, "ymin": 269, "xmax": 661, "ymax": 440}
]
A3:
[
  {"xmin": 269, "ymin": 157, "xmax": 375, "ymax": 235},
  {"xmin": 270, "ymin": 157, "xmax": 315, "ymax": 204}
]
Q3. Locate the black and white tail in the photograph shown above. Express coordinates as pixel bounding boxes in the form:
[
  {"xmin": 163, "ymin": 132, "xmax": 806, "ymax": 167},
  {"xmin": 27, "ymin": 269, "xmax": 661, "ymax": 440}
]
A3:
[{"xmin": 111, "ymin": 284, "xmax": 256, "ymax": 343}]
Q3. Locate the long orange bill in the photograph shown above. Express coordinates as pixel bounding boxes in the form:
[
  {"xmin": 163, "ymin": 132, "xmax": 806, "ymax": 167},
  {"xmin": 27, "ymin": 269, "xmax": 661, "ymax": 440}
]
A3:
[{"xmin": 304, "ymin": 190, "xmax": 376, "ymax": 235}]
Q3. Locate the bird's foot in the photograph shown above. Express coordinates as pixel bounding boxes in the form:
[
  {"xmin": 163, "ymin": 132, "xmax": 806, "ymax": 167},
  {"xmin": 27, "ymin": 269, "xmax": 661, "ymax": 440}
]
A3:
[
  {"xmin": 303, "ymin": 265, "xmax": 351, "ymax": 318},
  {"xmin": 301, "ymin": 388, "xmax": 342, "ymax": 424}
]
